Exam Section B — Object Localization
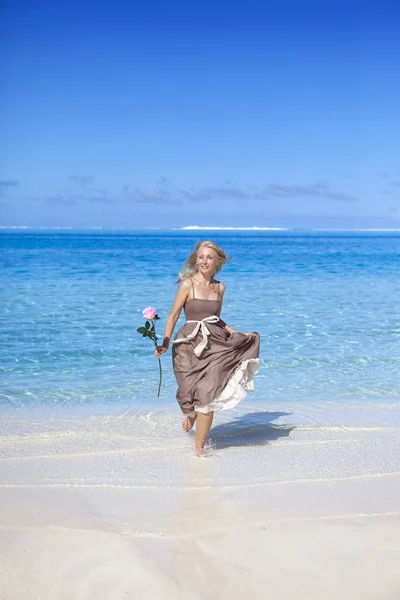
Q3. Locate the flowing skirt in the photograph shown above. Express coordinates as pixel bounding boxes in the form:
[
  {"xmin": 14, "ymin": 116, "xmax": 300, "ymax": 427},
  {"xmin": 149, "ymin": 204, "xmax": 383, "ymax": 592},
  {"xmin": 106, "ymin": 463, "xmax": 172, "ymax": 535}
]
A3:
[{"xmin": 172, "ymin": 321, "xmax": 260, "ymax": 416}]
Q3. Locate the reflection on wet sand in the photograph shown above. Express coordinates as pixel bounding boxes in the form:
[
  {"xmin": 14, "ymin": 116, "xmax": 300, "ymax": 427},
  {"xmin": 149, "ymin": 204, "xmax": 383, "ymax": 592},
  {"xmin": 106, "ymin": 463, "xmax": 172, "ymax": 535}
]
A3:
[{"xmin": 169, "ymin": 455, "xmax": 227, "ymax": 597}]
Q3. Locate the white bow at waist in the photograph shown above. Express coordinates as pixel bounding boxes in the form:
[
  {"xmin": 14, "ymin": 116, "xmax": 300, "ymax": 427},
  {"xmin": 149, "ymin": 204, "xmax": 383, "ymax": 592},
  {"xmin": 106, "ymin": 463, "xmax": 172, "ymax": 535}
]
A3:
[{"xmin": 171, "ymin": 315, "xmax": 220, "ymax": 357}]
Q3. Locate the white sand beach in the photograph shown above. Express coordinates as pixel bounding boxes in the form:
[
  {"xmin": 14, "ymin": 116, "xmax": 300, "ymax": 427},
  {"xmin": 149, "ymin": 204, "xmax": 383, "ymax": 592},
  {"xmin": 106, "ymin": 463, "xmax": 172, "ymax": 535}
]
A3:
[{"xmin": 1, "ymin": 401, "xmax": 400, "ymax": 600}]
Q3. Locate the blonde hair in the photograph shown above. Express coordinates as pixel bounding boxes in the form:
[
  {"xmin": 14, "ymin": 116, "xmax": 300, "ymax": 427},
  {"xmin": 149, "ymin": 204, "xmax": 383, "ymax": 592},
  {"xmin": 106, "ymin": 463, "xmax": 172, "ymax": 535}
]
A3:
[{"xmin": 178, "ymin": 240, "xmax": 231, "ymax": 282}]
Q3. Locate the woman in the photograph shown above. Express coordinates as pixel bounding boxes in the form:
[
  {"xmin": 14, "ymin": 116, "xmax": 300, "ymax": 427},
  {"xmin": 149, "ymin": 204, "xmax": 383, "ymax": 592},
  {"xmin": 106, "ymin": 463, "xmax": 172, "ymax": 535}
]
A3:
[{"xmin": 155, "ymin": 240, "xmax": 260, "ymax": 456}]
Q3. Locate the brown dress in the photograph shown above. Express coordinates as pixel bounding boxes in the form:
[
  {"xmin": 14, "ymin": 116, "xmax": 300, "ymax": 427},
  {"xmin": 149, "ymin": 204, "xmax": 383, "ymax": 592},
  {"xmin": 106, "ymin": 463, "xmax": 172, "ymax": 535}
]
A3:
[{"xmin": 171, "ymin": 281, "xmax": 260, "ymax": 416}]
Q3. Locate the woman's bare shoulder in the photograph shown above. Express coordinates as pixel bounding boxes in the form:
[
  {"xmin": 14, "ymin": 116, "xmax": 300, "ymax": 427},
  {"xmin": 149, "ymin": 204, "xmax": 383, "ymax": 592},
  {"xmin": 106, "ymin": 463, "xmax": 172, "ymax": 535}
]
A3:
[
  {"xmin": 179, "ymin": 278, "xmax": 192, "ymax": 291},
  {"xmin": 176, "ymin": 278, "xmax": 192, "ymax": 297}
]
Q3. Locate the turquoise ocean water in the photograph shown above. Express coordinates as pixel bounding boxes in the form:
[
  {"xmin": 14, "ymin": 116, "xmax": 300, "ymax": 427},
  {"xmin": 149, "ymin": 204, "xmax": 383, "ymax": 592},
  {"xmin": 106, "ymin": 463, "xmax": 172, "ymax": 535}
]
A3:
[{"xmin": 1, "ymin": 230, "xmax": 399, "ymax": 414}]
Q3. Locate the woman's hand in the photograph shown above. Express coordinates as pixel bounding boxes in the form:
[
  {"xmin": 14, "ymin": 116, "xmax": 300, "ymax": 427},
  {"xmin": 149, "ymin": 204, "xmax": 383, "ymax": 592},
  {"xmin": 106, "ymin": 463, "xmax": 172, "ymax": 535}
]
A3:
[{"xmin": 155, "ymin": 346, "xmax": 168, "ymax": 359}]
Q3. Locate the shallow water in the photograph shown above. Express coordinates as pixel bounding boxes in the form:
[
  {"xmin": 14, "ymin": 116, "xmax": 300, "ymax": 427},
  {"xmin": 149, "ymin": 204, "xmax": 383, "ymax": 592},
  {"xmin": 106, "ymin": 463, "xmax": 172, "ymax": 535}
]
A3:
[{"xmin": 1, "ymin": 230, "xmax": 399, "ymax": 416}]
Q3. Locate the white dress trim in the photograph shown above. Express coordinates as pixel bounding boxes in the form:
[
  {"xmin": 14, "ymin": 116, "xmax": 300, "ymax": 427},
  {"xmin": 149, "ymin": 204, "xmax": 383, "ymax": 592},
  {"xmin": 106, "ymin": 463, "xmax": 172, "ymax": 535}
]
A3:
[{"xmin": 194, "ymin": 357, "xmax": 260, "ymax": 415}]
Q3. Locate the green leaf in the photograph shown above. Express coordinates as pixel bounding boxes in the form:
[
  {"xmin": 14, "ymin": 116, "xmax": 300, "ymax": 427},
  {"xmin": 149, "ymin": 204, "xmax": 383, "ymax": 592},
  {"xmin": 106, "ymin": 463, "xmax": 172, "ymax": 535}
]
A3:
[
  {"xmin": 137, "ymin": 327, "xmax": 146, "ymax": 334},
  {"xmin": 155, "ymin": 315, "xmax": 160, "ymax": 320},
  {"xmin": 145, "ymin": 321, "xmax": 150, "ymax": 330}
]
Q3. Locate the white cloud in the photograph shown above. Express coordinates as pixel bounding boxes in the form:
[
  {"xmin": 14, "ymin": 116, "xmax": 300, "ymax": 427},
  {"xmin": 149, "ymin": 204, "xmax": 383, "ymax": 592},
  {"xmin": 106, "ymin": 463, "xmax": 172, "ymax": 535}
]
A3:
[{"xmin": 254, "ymin": 181, "xmax": 358, "ymax": 203}]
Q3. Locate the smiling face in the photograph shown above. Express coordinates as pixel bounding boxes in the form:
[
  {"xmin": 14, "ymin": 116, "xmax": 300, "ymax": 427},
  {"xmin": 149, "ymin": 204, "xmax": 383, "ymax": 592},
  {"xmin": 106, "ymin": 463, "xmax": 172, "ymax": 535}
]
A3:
[{"xmin": 195, "ymin": 246, "xmax": 220, "ymax": 278}]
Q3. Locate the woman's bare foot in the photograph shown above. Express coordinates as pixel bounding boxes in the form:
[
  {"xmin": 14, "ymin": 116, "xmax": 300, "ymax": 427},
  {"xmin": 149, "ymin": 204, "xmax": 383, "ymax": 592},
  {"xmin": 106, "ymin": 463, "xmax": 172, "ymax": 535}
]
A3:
[
  {"xmin": 195, "ymin": 445, "xmax": 207, "ymax": 457},
  {"xmin": 182, "ymin": 415, "xmax": 197, "ymax": 433}
]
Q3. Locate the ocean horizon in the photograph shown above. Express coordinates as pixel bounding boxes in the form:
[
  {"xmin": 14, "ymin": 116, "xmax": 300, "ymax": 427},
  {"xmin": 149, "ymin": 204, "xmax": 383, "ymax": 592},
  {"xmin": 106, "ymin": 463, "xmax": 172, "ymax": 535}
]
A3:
[{"xmin": 1, "ymin": 226, "xmax": 400, "ymax": 231}]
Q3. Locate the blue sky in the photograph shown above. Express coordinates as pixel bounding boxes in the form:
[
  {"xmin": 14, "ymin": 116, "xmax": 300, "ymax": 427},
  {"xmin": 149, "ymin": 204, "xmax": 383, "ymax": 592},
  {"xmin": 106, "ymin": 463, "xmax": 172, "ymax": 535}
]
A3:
[{"xmin": 1, "ymin": 0, "xmax": 399, "ymax": 229}]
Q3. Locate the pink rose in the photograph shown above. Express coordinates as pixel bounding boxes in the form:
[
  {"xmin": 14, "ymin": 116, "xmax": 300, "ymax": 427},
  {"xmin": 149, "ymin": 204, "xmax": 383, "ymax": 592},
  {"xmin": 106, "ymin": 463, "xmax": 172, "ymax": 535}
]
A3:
[
  {"xmin": 143, "ymin": 306, "xmax": 157, "ymax": 320},
  {"xmin": 137, "ymin": 306, "xmax": 162, "ymax": 396}
]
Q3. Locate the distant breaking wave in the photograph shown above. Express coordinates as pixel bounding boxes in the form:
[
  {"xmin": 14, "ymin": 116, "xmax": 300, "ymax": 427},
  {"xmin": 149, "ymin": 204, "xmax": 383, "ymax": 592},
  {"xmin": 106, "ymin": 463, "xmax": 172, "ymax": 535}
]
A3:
[{"xmin": 179, "ymin": 225, "xmax": 289, "ymax": 231}]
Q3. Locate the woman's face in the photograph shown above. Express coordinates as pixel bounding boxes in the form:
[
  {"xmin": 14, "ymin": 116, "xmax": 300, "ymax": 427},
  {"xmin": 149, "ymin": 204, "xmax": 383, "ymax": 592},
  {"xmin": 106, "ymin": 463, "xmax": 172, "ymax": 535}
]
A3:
[{"xmin": 196, "ymin": 246, "xmax": 219, "ymax": 277}]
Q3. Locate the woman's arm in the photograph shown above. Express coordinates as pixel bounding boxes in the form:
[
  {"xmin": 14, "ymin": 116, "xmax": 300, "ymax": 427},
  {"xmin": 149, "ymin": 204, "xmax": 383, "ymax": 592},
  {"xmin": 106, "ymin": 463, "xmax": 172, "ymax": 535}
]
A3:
[{"xmin": 155, "ymin": 279, "xmax": 191, "ymax": 358}]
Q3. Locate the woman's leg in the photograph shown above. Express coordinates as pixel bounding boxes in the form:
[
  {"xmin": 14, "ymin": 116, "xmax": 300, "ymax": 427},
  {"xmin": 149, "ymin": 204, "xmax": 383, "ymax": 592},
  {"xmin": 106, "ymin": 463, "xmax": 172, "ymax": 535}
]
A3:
[
  {"xmin": 195, "ymin": 412, "xmax": 214, "ymax": 455},
  {"xmin": 182, "ymin": 414, "xmax": 197, "ymax": 432}
]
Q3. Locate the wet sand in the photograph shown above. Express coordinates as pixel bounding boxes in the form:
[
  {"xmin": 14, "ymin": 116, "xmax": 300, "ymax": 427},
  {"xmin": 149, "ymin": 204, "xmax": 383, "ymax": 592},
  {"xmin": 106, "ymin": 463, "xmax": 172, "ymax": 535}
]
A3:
[{"xmin": 1, "ymin": 401, "xmax": 400, "ymax": 599}]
